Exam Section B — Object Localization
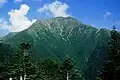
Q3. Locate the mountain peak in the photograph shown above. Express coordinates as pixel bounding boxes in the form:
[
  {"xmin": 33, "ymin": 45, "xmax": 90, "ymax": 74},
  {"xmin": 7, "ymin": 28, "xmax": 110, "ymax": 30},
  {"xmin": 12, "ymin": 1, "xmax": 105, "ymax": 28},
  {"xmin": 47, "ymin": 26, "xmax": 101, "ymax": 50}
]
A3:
[
  {"xmin": 3, "ymin": 17, "xmax": 110, "ymax": 79},
  {"xmin": 30, "ymin": 17, "xmax": 82, "ymax": 30}
]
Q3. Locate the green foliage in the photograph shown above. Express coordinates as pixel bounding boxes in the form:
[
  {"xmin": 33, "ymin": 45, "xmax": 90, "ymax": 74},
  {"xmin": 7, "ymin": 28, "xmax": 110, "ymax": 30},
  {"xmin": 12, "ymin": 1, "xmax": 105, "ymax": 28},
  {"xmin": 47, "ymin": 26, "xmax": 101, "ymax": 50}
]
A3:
[
  {"xmin": 0, "ymin": 42, "xmax": 14, "ymax": 78},
  {"xmin": 4, "ymin": 46, "xmax": 82, "ymax": 80},
  {"xmin": 99, "ymin": 27, "xmax": 120, "ymax": 80},
  {"xmin": 3, "ymin": 42, "xmax": 36, "ymax": 79},
  {"xmin": 30, "ymin": 58, "xmax": 61, "ymax": 80},
  {"xmin": 59, "ymin": 56, "xmax": 84, "ymax": 80},
  {"xmin": 96, "ymin": 77, "xmax": 102, "ymax": 80}
]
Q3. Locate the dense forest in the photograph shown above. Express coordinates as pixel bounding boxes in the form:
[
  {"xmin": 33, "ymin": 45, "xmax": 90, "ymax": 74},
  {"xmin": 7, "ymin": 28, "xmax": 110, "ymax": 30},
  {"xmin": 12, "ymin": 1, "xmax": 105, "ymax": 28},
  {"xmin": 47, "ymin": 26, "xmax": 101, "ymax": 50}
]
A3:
[{"xmin": 0, "ymin": 42, "xmax": 84, "ymax": 80}]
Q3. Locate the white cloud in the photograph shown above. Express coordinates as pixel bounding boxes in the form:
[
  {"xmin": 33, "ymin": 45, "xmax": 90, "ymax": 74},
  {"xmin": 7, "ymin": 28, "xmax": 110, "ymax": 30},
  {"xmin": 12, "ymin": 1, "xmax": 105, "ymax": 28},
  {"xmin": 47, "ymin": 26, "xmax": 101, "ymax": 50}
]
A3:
[
  {"xmin": 105, "ymin": 12, "xmax": 112, "ymax": 16},
  {"xmin": 14, "ymin": 0, "xmax": 23, "ymax": 3},
  {"xmin": 0, "ymin": 19, "xmax": 10, "ymax": 37},
  {"xmin": 104, "ymin": 12, "xmax": 112, "ymax": 18},
  {"xmin": 8, "ymin": 4, "xmax": 37, "ymax": 32},
  {"xmin": 37, "ymin": 1, "xmax": 70, "ymax": 17},
  {"xmin": 0, "ymin": 0, "xmax": 7, "ymax": 7},
  {"xmin": 0, "ymin": 18, "xmax": 10, "ymax": 30}
]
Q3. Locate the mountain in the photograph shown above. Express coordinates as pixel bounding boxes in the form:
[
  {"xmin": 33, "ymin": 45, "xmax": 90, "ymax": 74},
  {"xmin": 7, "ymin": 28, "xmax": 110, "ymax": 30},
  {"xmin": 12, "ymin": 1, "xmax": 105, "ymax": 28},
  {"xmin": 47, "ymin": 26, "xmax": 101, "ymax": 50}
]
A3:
[
  {"xmin": 3, "ymin": 17, "xmax": 110, "ymax": 80},
  {"xmin": 2, "ymin": 32, "xmax": 18, "ymax": 41}
]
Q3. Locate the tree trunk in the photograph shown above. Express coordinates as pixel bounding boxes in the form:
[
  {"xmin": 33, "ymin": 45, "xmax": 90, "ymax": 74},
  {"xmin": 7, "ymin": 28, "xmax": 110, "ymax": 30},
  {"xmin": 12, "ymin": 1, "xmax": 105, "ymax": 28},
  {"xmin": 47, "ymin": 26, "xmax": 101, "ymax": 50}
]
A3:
[
  {"xmin": 67, "ymin": 72, "xmax": 69, "ymax": 80},
  {"xmin": 9, "ymin": 78, "xmax": 12, "ymax": 80}
]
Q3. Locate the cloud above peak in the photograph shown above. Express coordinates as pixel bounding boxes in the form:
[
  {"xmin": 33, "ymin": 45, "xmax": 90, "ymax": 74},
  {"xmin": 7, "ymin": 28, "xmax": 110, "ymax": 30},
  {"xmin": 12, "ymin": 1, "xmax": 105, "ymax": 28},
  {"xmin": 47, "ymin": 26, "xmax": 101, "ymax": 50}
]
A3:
[
  {"xmin": 37, "ymin": 1, "xmax": 70, "ymax": 17},
  {"xmin": 8, "ymin": 4, "xmax": 37, "ymax": 32}
]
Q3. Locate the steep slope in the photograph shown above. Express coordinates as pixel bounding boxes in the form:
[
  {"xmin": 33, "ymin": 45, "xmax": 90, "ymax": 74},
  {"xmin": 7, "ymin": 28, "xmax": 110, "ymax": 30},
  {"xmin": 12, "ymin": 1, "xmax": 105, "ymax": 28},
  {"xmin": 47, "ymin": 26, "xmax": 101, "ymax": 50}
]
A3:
[
  {"xmin": 2, "ymin": 32, "xmax": 18, "ymax": 41},
  {"xmin": 3, "ymin": 17, "xmax": 110, "ymax": 79}
]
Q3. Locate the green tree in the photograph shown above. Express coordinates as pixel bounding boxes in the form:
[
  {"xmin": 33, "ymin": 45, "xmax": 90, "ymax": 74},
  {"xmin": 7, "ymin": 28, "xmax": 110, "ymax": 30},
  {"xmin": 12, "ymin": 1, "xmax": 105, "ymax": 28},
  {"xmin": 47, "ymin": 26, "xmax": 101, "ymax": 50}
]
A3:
[
  {"xmin": 60, "ymin": 56, "xmax": 83, "ymax": 80},
  {"xmin": 0, "ymin": 42, "xmax": 14, "ymax": 79},
  {"xmin": 5, "ymin": 42, "xmax": 36, "ymax": 80},
  {"xmin": 99, "ymin": 26, "xmax": 120, "ymax": 80},
  {"xmin": 30, "ymin": 58, "xmax": 60, "ymax": 80}
]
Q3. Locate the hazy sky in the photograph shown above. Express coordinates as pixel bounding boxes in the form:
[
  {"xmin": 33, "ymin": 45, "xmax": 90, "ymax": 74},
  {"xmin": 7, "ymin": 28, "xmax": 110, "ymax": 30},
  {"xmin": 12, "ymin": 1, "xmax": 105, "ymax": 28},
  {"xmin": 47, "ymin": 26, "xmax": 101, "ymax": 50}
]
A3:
[{"xmin": 0, "ymin": 0, "xmax": 120, "ymax": 37}]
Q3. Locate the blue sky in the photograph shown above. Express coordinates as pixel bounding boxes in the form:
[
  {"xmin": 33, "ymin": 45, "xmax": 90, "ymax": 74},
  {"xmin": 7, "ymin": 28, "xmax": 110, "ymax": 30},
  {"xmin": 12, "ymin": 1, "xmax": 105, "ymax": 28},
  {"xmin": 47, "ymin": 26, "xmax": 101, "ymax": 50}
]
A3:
[{"xmin": 0, "ymin": 0, "xmax": 120, "ymax": 37}]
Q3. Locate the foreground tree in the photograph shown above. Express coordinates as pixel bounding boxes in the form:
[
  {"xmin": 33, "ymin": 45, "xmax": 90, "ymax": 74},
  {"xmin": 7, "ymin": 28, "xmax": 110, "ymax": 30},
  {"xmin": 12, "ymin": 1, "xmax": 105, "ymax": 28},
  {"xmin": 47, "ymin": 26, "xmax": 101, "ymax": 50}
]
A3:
[
  {"xmin": 30, "ymin": 58, "xmax": 61, "ymax": 80},
  {"xmin": 99, "ymin": 26, "xmax": 120, "ymax": 80},
  {"xmin": 5, "ymin": 43, "xmax": 36, "ymax": 80},
  {"xmin": 0, "ymin": 42, "xmax": 14, "ymax": 79},
  {"xmin": 3, "ymin": 42, "xmax": 82, "ymax": 80},
  {"xmin": 60, "ymin": 56, "xmax": 83, "ymax": 80},
  {"xmin": 30, "ymin": 56, "xmax": 82, "ymax": 80}
]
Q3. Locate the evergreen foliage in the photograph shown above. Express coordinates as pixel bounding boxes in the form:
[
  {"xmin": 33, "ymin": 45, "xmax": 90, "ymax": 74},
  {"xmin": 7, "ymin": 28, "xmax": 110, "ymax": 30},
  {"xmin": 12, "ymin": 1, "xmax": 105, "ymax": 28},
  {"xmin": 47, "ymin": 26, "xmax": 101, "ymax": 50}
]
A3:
[
  {"xmin": 2, "ymin": 42, "xmax": 81, "ymax": 80},
  {"xmin": 99, "ymin": 26, "xmax": 120, "ymax": 80}
]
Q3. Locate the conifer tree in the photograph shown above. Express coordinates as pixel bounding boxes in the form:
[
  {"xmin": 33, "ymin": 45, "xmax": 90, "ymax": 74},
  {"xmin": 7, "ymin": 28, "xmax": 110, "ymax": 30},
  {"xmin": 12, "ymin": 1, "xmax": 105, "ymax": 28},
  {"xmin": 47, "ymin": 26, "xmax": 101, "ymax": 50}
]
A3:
[
  {"xmin": 100, "ymin": 26, "xmax": 120, "ymax": 80},
  {"xmin": 30, "ymin": 58, "xmax": 60, "ymax": 80},
  {"xmin": 5, "ymin": 42, "xmax": 35, "ymax": 80},
  {"xmin": 60, "ymin": 56, "xmax": 82, "ymax": 80}
]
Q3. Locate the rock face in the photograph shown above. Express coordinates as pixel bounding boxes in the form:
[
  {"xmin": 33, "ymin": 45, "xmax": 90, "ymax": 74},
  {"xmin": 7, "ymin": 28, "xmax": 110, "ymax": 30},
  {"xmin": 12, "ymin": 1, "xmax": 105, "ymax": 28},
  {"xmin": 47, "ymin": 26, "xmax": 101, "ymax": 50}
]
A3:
[{"xmin": 3, "ymin": 17, "xmax": 110, "ymax": 80}]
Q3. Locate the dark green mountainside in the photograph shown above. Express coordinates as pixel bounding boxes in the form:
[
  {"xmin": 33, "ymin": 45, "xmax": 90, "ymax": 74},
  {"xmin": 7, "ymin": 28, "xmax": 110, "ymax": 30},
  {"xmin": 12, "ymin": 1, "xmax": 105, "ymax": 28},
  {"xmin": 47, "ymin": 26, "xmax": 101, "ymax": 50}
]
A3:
[{"xmin": 2, "ymin": 17, "xmax": 110, "ymax": 80}]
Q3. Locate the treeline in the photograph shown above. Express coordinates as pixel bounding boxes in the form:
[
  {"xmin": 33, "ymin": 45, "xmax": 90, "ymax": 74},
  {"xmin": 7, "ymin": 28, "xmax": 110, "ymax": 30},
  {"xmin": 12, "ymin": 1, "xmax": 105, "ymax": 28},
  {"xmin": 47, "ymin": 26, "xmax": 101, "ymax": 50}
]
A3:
[{"xmin": 0, "ymin": 43, "xmax": 84, "ymax": 80}]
